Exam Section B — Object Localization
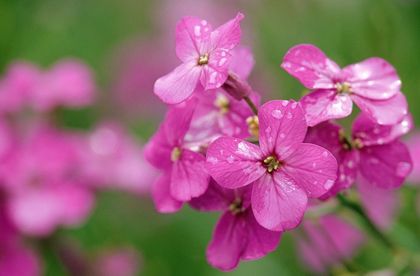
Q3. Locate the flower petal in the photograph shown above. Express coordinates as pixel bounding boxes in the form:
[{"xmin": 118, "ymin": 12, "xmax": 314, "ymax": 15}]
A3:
[
  {"xmin": 154, "ymin": 60, "xmax": 202, "ymax": 104},
  {"xmin": 206, "ymin": 212, "xmax": 245, "ymax": 271},
  {"xmin": 258, "ymin": 100, "xmax": 308, "ymax": 159},
  {"xmin": 143, "ymin": 125, "xmax": 173, "ymax": 170},
  {"xmin": 281, "ymin": 44, "xmax": 341, "ymax": 90},
  {"xmin": 357, "ymin": 175, "xmax": 399, "ymax": 229},
  {"xmin": 241, "ymin": 209, "xmax": 282, "ymax": 261},
  {"xmin": 299, "ymin": 89, "xmax": 353, "ymax": 127},
  {"xmin": 406, "ymin": 132, "xmax": 420, "ymax": 183},
  {"xmin": 351, "ymin": 92, "xmax": 408, "ymax": 125},
  {"xmin": 229, "ymin": 46, "xmax": 254, "ymax": 80},
  {"xmin": 342, "ymin": 57, "xmax": 401, "ymax": 100},
  {"xmin": 352, "ymin": 113, "xmax": 413, "ymax": 147},
  {"xmin": 189, "ymin": 178, "xmax": 236, "ymax": 212},
  {"xmin": 252, "ymin": 172, "xmax": 308, "ymax": 231},
  {"xmin": 281, "ymin": 143, "xmax": 338, "ymax": 198},
  {"xmin": 209, "ymin": 13, "xmax": 244, "ymax": 51},
  {"xmin": 359, "ymin": 141, "xmax": 412, "ymax": 189},
  {"xmin": 152, "ymin": 172, "xmax": 183, "ymax": 213},
  {"xmin": 175, "ymin": 16, "xmax": 212, "ymax": 62},
  {"xmin": 201, "ymin": 50, "xmax": 233, "ymax": 90},
  {"xmin": 171, "ymin": 149, "xmax": 210, "ymax": 201},
  {"xmin": 206, "ymin": 137, "xmax": 265, "ymax": 189}
]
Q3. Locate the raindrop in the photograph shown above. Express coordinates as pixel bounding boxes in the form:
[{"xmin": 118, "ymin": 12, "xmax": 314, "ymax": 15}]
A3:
[
  {"xmin": 291, "ymin": 102, "xmax": 298, "ymax": 109},
  {"xmin": 312, "ymin": 162, "xmax": 316, "ymax": 168},
  {"xmin": 395, "ymin": 162, "xmax": 411, "ymax": 178},
  {"xmin": 286, "ymin": 112, "xmax": 293, "ymax": 119},
  {"xmin": 265, "ymin": 127, "xmax": 272, "ymax": 133},
  {"xmin": 323, "ymin": 151, "xmax": 328, "ymax": 157},
  {"xmin": 194, "ymin": 25, "xmax": 201, "ymax": 36},
  {"xmin": 282, "ymin": 100, "xmax": 289, "ymax": 106},
  {"xmin": 208, "ymin": 157, "xmax": 218, "ymax": 165},
  {"xmin": 271, "ymin": 110, "xmax": 284, "ymax": 119},
  {"xmin": 324, "ymin": 179, "xmax": 334, "ymax": 190},
  {"xmin": 227, "ymin": 156, "xmax": 235, "ymax": 164},
  {"xmin": 280, "ymin": 133, "xmax": 285, "ymax": 139},
  {"xmin": 219, "ymin": 58, "xmax": 227, "ymax": 67}
]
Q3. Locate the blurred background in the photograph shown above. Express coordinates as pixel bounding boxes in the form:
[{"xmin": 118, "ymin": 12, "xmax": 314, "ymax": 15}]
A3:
[{"xmin": 1, "ymin": 0, "xmax": 420, "ymax": 275}]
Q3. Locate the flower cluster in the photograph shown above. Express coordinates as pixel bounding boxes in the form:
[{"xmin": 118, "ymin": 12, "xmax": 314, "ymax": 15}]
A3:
[
  {"xmin": 146, "ymin": 13, "xmax": 414, "ymax": 271},
  {"xmin": 0, "ymin": 59, "xmax": 153, "ymax": 275}
]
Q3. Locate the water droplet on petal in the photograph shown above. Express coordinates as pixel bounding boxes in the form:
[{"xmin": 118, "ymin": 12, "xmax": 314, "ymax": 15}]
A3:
[
  {"xmin": 265, "ymin": 127, "xmax": 271, "ymax": 133},
  {"xmin": 208, "ymin": 157, "xmax": 218, "ymax": 165},
  {"xmin": 347, "ymin": 161, "xmax": 354, "ymax": 168},
  {"xmin": 340, "ymin": 174, "xmax": 346, "ymax": 181},
  {"xmin": 377, "ymin": 138, "xmax": 384, "ymax": 145},
  {"xmin": 271, "ymin": 110, "xmax": 284, "ymax": 119},
  {"xmin": 226, "ymin": 156, "xmax": 235, "ymax": 164},
  {"xmin": 280, "ymin": 133, "xmax": 285, "ymax": 139},
  {"xmin": 221, "ymin": 51, "xmax": 226, "ymax": 57},
  {"xmin": 282, "ymin": 100, "xmax": 289, "ymax": 106},
  {"xmin": 219, "ymin": 58, "xmax": 227, "ymax": 67},
  {"xmin": 291, "ymin": 102, "xmax": 298, "ymax": 109},
  {"xmin": 313, "ymin": 181, "xmax": 318, "ymax": 185},
  {"xmin": 312, "ymin": 162, "xmax": 316, "ymax": 168},
  {"xmin": 395, "ymin": 162, "xmax": 411, "ymax": 178},
  {"xmin": 201, "ymin": 20, "xmax": 207, "ymax": 26},
  {"xmin": 323, "ymin": 151, "xmax": 328, "ymax": 157},
  {"xmin": 268, "ymin": 136, "xmax": 274, "ymax": 142},
  {"xmin": 209, "ymin": 72, "xmax": 217, "ymax": 84},
  {"xmin": 324, "ymin": 179, "xmax": 334, "ymax": 190},
  {"xmin": 220, "ymin": 149, "xmax": 224, "ymax": 155},
  {"xmin": 194, "ymin": 25, "xmax": 201, "ymax": 36},
  {"xmin": 286, "ymin": 112, "xmax": 293, "ymax": 119}
]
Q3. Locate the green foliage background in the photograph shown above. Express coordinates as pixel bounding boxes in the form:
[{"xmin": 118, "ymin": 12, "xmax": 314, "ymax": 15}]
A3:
[{"xmin": 1, "ymin": 0, "xmax": 419, "ymax": 275}]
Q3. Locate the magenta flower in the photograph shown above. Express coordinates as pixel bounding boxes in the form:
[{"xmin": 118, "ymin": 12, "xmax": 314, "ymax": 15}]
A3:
[
  {"xmin": 206, "ymin": 100, "xmax": 338, "ymax": 231},
  {"xmin": 305, "ymin": 113, "xmax": 413, "ymax": 200},
  {"xmin": 144, "ymin": 98, "xmax": 210, "ymax": 212},
  {"xmin": 189, "ymin": 179, "xmax": 281, "ymax": 271},
  {"xmin": 281, "ymin": 44, "xmax": 407, "ymax": 126},
  {"xmin": 154, "ymin": 13, "xmax": 244, "ymax": 104},
  {"xmin": 296, "ymin": 212, "xmax": 365, "ymax": 274},
  {"xmin": 406, "ymin": 132, "xmax": 420, "ymax": 184}
]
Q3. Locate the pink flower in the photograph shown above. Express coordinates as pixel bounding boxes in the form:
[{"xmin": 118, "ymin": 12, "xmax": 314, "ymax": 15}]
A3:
[
  {"xmin": 305, "ymin": 113, "xmax": 413, "ymax": 199},
  {"xmin": 295, "ymin": 212, "xmax": 365, "ymax": 274},
  {"xmin": 206, "ymin": 100, "xmax": 338, "ymax": 231},
  {"xmin": 281, "ymin": 44, "xmax": 407, "ymax": 126},
  {"xmin": 93, "ymin": 247, "xmax": 141, "ymax": 276},
  {"xmin": 144, "ymin": 98, "xmax": 210, "ymax": 212},
  {"xmin": 0, "ymin": 124, "xmax": 94, "ymax": 236},
  {"xmin": 77, "ymin": 121, "xmax": 157, "ymax": 195},
  {"xmin": 406, "ymin": 132, "xmax": 420, "ymax": 183},
  {"xmin": 154, "ymin": 13, "xmax": 244, "ymax": 104},
  {"xmin": 189, "ymin": 179, "xmax": 281, "ymax": 271},
  {"xmin": 30, "ymin": 59, "xmax": 96, "ymax": 111}
]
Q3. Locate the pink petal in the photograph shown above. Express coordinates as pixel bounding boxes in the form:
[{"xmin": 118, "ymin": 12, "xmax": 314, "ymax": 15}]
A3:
[
  {"xmin": 201, "ymin": 49, "xmax": 233, "ymax": 90},
  {"xmin": 351, "ymin": 92, "xmax": 408, "ymax": 125},
  {"xmin": 251, "ymin": 172, "xmax": 308, "ymax": 231},
  {"xmin": 281, "ymin": 143, "xmax": 337, "ymax": 198},
  {"xmin": 304, "ymin": 121, "xmax": 345, "ymax": 155},
  {"xmin": 206, "ymin": 212, "xmax": 245, "ymax": 271},
  {"xmin": 359, "ymin": 141, "xmax": 412, "ymax": 189},
  {"xmin": 206, "ymin": 137, "xmax": 265, "ymax": 189},
  {"xmin": 189, "ymin": 178, "xmax": 234, "ymax": 211},
  {"xmin": 241, "ymin": 209, "xmax": 282, "ymax": 261},
  {"xmin": 163, "ymin": 97, "xmax": 198, "ymax": 146},
  {"xmin": 171, "ymin": 149, "xmax": 210, "ymax": 201},
  {"xmin": 299, "ymin": 89, "xmax": 353, "ymax": 127},
  {"xmin": 406, "ymin": 132, "xmax": 420, "ymax": 183},
  {"xmin": 209, "ymin": 13, "xmax": 244, "ymax": 51},
  {"xmin": 143, "ymin": 125, "xmax": 173, "ymax": 170},
  {"xmin": 175, "ymin": 16, "xmax": 212, "ymax": 62},
  {"xmin": 357, "ymin": 175, "xmax": 399, "ymax": 229},
  {"xmin": 154, "ymin": 60, "xmax": 202, "ymax": 104},
  {"xmin": 352, "ymin": 113, "xmax": 413, "ymax": 147},
  {"xmin": 229, "ymin": 46, "xmax": 254, "ymax": 80},
  {"xmin": 0, "ymin": 243, "xmax": 41, "ymax": 276},
  {"xmin": 152, "ymin": 172, "xmax": 183, "ymax": 213},
  {"xmin": 281, "ymin": 44, "xmax": 341, "ymax": 89},
  {"xmin": 258, "ymin": 100, "xmax": 308, "ymax": 159},
  {"xmin": 342, "ymin": 57, "xmax": 401, "ymax": 100},
  {"xmin": 297, "ymin": 235, "xmax": 326, "ymax": 274}
]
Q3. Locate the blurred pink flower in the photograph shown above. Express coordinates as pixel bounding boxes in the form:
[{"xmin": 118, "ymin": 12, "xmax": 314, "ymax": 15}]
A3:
[
  {"xmin": 406, "ymin": 131, "xmax": 420, "ymax": 183},
  {"xmin": 281, "ymin": 44, "xmax": 407, "ymax": 126},
  {"xmin": 93, "ymin": 247, "xmax": 141, "ymax": 276},
  {"xmin": 206, "ymin": 100, "xmax": 337, "ymax": 231}
]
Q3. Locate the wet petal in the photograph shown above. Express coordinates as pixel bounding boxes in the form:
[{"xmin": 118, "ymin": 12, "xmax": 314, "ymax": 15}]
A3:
[
  {"xmin": 258, "ymin": 100, "xmax": 308, "ymax": 159},
  {"xmin": 206, "ymin": 212, "xmax": 245, "ymax": 271},
  {"xmin": 189, "ymin": 178, "xmax": 237, "ymax": 211},
  {"xmin": 241, "ymin": 209, "xmax": 282, "ymax": 261},
  {"xmin": 154, "ymin": 60, "xmax": 202, "ymax": 104},
  {"xmin": 252, "ymin": 172, "xmax": 308, "ymax": 231},
  {"xmin": 351, "ymin": 92, "xmax": 408, "ymax": 125},
  {"xmin": 299, "ymin": 89, "xmax": 353, "ymax": 127},
  {"xmin": 152, "ymin": 172, "xmax": 183, "ymax": 213},
  {"xmin": 352, "ymin": 113, "xmax": 413, "ymax": 146},
  {"xmin": 206, "ymin": 137, "xmax": 265, "ymax": 189},
  {"xmin": 229, "ymin": 46, "xmax": 255, "ymax": 80},
  {"xmin": 175, "ymin": 16, "xmax": 212, "ymax": 62},
  {"xmin": 171, "ymin": 149, "xmax": 210, "ymax": 201},
  {"xmin": 359, "ymin": 141, "xmax": 412, "ymax": 189},
  {"xmin": 210, "ymin": 13, "xmax": 244, "ymax": 51},
  {"xmin": 304, "ymin": 121, "xmax": 345, "ymax": 155},
  {"xmin": 281, "ymin": 143, "xmax": 338, "ymax": 198},
  {"xmin": 281, "ymin": 44, "xmax": 341, "ymax": 90},
  {"xmin": 143, "ymin": 125, "xmax": 173, "ymax": 170},
  {"xmin": 342, "ymin": 57, "xmax": 401, "ymax": 100},
  {"xmin": 357, "ymin": 175, "xmax": 399, "ymax": 229},
  {"xmin": 201, "ymin": 49, "xmax": 233, "ymax": 90}
]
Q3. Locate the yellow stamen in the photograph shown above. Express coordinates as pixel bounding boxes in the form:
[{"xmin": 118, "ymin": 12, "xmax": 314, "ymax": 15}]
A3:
[
  {"xmin": 171, "ymin": 147, "xmax": 182, "ymax": 161},
  {"xmin": 246, "ymin": 115, "xmax": 259, "ymax": 138},
  {"xmin": 198, "ymin": 53, "xmax": 209, "ymax": 65},
  {"xmin": 214, "ymin": 94, "xmax": 230, "ymax": 114}
]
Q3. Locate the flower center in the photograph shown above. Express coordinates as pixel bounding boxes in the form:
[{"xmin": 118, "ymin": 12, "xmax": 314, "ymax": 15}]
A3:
[
  {"xmin": 198, "ymin": 53, "xmax": 209, "ymax": 65},
  {"xmin": 263, "ymin": 155, "xmax": 281, "ymax": 173},
  {"xmin": 339, "ymin": 130, "xmax": 364, "ymax": 150},
  {"xmin": 229, "ymin": 198, "xmax": 243, "ymax": 215},
  {"xmin": 335, "ymin": 82, "xmax": 352, "ymax": 94},
  {"xmin": 171, "ymin": 147, "xmax": 182, "ymax": 161},
  {"xmin": 246, "ymin": 115, "xmax": 259, "ymax": 138},
  {"xmin": 214, "ymin": 93, "xmax": 230, "ymax": 114}
]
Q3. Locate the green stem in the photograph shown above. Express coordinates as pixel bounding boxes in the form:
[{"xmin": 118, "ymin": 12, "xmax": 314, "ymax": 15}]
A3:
[
  {"xmin": 244, "ymin": 96, "xmax": 258, "ymax": 115},
  {"xmin": 336, "ymin": 193, "xmax": 397, "ymax": 251}
]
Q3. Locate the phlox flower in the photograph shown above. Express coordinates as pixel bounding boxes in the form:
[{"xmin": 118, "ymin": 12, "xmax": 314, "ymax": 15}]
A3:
[
  {"xmin": 189, "ymin": 179, "xmax": 281, "ymax": 271},
  {"xmin": 154, "ymin": 13, "xmax": 244, "ymax": 104},
  {"xmin": 144, "ymin": 98, "xmax": 210, "ymax": 212},
  {"xmin": 0, "ymin": 124, "xmax": 94, "ymax": 236},
  {"xmin": 206, "ymin": 100, "xmax": 338, "ymax": 231},
  {"xmin": 295, "ymin": 211, "xmax": 365, "ymax": 274},
  {"xmin": 281, "ymin": 44, "xmax": 407, "ymax": 126},
  {"xmin": 305, "ymin": 114, "xmax": 412, "ymax": 228}
]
